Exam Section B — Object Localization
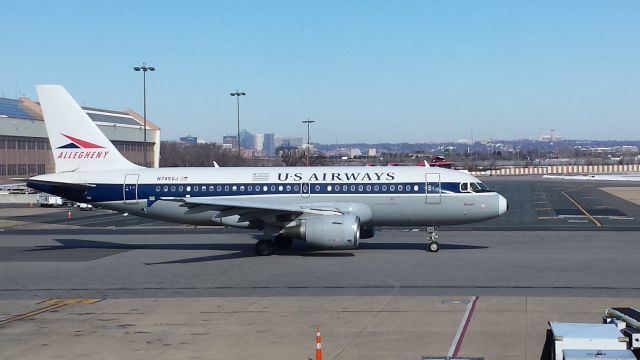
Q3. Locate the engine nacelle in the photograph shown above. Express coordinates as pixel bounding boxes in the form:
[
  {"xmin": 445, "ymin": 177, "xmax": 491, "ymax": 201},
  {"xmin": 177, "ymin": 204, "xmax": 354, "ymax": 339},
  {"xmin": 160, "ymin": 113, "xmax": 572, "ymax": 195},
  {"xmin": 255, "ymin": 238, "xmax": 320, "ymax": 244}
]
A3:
[
  {"xmin": 359, "ymin": 223, "xmax": 375, "ymax": 239},
  {"xmin": 282, "ymin": 214, "xmax": 360, "ymax": 250}
]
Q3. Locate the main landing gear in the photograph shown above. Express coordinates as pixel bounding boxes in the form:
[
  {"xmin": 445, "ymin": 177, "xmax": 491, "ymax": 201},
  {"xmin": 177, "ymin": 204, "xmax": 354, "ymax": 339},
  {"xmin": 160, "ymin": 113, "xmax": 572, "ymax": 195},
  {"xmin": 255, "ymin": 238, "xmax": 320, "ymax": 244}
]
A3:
[
  {"xmin": 255, "ymin": 233, "xmax": 293, "ymax": 256},
  {"xmin": 426, "ymin": 226, "xmax": 440, "ymax": 253}
]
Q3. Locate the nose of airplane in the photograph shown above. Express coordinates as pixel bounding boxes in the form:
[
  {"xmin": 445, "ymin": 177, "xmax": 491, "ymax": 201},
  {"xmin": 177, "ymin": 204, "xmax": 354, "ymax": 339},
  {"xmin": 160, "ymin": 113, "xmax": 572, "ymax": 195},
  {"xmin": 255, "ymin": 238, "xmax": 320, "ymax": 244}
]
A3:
[{"xmin": 498, "ymin": 194, "xmax": 508, "ymax": 216}]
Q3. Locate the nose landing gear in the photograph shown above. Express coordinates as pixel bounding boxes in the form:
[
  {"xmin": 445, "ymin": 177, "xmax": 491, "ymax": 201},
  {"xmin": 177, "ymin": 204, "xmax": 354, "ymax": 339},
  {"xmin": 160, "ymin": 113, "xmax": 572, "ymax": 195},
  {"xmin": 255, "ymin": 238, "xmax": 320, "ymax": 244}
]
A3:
[{"xmin": 426, "ymin": 226, "xmax": 439, "ymax": 253}]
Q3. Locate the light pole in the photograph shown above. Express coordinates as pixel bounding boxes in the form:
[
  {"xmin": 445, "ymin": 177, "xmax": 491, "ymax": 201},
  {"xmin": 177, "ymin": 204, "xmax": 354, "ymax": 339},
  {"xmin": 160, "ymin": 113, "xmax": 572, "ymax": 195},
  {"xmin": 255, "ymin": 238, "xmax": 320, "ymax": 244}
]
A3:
[
  {"xmin": 302, "ymin": 119, "xmax": 315, "ymax": 166},
  {"xmin": 230, "ymin": 90, "xmax": 246, "ymax": 156},
  {"xmin": 133, "ymin": 62, "xmax": 155, "ymax": 167}
]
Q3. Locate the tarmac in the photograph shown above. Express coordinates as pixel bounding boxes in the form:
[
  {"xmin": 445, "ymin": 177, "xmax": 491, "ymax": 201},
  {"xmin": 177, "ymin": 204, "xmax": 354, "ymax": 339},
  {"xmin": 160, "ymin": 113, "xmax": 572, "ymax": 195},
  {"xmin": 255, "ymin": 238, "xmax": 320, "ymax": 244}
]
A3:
[{"xmin": 1, "ymin": 176, "xmax": 639, "ymax": 359}]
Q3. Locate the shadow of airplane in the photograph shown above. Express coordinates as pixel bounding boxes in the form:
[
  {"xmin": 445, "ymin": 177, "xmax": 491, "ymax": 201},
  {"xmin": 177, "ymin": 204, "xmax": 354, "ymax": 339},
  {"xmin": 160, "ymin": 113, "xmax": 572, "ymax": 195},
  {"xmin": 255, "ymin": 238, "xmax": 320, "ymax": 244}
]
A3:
[{"xmin": 27, "ymin": 238, "xmax": 488, "ymax": 265}]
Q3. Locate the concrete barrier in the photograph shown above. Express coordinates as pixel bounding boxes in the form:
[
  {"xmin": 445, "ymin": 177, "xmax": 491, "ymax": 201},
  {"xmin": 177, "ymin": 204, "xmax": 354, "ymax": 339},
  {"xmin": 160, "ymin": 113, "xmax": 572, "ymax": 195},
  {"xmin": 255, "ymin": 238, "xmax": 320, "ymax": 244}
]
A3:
[
  {"xmin": 0, "ymin": 194, "xmax": 39, "ymax": 204},
  {"xmin": 470, "ymin": 164, "xmax": 640, "ymax": 177}
]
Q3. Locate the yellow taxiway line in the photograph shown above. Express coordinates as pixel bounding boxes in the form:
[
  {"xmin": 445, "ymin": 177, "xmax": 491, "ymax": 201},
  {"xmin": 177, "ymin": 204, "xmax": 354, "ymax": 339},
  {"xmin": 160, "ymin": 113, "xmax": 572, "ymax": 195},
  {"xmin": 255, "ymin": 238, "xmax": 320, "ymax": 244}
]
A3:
[
  {"xmin": 0, "ymin": 299, "xmax": 101, "ymax": 327},
  {"xmin": 561, "ymin": 191, "xmax": 603, "ymax": 227}
]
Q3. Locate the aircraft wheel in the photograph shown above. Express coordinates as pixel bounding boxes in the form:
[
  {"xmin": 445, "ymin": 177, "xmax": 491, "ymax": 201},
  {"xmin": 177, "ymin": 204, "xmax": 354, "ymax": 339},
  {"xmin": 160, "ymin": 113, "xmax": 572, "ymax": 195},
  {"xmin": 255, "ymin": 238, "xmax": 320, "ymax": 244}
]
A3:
[
  {"xmin": 274, "ymin": 235, "xmax": 293, "ymax": 249},
  {"xmin": 255, "ymin": 239, "xmax": 276, "ymax": 256},
  {"xmin": 427, "ymin": 241, "xmax": 440, "ymax": 253}
]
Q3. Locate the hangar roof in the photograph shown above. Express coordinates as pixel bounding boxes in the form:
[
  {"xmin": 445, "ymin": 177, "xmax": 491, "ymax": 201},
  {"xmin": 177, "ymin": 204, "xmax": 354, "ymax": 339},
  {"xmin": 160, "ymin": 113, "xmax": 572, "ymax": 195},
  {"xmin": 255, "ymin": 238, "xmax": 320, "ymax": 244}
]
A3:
[{"xmin": 0, "ymin": 96, "xmax": 159, "ymax": 130}]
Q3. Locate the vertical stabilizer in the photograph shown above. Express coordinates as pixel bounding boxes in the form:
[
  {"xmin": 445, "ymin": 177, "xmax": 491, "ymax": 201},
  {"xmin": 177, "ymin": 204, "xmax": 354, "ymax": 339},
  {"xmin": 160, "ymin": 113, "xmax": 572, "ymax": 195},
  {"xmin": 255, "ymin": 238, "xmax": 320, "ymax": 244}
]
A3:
[{"xmin": 36, "ymin": 85, "xmax": 140, "ymax": 172}]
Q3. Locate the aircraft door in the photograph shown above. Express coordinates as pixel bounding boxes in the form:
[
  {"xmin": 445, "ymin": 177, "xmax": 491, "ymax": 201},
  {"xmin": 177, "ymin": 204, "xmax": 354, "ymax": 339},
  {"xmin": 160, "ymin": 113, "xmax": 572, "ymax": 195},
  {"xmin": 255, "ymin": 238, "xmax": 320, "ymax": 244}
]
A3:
[
  {"xmin": 300, "ymin": 182, "xmax": 310, "ymax": 198},
  {"xmin": 123, "ymin": 174, "xmax": 140, "ymax": 204},
  {"xmin": 425, "ymin": 173, "xmax": 441, "ymax": 204}
]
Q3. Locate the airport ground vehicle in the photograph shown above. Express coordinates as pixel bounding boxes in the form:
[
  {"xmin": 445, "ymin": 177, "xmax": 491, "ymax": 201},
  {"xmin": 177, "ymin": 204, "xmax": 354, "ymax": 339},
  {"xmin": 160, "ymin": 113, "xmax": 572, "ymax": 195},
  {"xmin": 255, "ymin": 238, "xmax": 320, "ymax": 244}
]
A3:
[{"xmin": 37, "ymin": 194, "xmax": 64, "ymax": 207}]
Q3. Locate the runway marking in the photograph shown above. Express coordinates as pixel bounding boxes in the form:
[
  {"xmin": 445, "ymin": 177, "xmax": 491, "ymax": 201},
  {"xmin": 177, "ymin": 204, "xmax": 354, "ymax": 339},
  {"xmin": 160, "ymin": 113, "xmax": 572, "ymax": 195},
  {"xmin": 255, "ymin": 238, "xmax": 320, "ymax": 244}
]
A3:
[
  {"xmin": 448, "ymin": 296, "xmax": 478, "ymax": 357},
  {"xmin": 533, "ymin": 201, "xmax": 547, "ymax": 204},
  {"xmin": 561, "ymin": 191, "xmax": 602, "ymax": 227},
  {"xmin": 535, "ymin": 207, "xmax": 552, "ymax": 211},
  {"xmin": 0, "ymin": 298, "xmax": 101, "ymax": 327}
]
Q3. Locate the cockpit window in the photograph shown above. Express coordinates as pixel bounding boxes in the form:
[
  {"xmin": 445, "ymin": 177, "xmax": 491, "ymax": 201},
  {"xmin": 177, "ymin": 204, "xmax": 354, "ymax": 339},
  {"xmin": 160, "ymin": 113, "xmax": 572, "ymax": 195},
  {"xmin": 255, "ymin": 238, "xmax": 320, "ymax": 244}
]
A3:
[
  {"xmin": 471, "ymin": 182, "xmax": 492, "ymax": 193},
  {"xmin": 460, "ymin": 183, "xmax": 469, "ymax": 192}
]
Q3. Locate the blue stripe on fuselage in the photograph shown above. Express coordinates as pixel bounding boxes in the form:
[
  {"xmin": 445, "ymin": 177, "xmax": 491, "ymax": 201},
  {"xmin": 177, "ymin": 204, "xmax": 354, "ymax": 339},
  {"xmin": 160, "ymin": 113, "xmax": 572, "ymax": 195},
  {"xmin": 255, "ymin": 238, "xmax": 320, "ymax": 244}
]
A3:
[{"xmin": 29, "ymin": 180, "xmax": 492, "ymax": 204}]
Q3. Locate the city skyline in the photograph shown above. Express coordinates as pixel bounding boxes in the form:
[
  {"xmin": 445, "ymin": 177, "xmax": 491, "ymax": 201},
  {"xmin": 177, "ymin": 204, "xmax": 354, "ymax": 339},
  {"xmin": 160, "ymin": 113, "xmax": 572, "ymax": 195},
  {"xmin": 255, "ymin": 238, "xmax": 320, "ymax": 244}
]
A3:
[{"xmin": 2, "ymin": 1, "xmax": 639, "ymax": 142}]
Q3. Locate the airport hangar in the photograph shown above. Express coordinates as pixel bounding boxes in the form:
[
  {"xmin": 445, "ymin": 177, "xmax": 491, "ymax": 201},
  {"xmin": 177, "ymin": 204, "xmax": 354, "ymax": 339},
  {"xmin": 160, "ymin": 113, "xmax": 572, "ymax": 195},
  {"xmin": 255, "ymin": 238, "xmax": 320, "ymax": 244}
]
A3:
[{"xmin": 0, "ymin": 96, "xmax": 160, "ymax": 184}]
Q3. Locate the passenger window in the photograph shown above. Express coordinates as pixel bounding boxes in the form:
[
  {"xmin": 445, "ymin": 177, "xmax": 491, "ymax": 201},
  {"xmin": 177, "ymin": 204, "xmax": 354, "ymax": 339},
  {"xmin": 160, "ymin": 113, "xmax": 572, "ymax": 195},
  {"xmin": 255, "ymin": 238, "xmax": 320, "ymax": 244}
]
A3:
[
  {"xmin": 374, "ymin": 185, "xmax": 379, "ymax": 191},
  {"xmin": 414, "ymin": 185, "xmax": 419, "ymax": 192},
  {"xmin": 327, "ymin": 185, "xmax": 332, "ymax": 191},
  {"xmin": 187, "ymin": 186, "xmax": 192, "ymax": 192},
  {"xmin": 350, "ymin": 185, "xmax": 356, "ymax": 192},
  {"xmin": 225, "ymin": 186, "xmax": 229, "ymax": 191},
  {"xmin": 210, "ymin": 186, "xmax": 214, "ymax": 191},
  {"xmin": 163, "ymin": 186, "xmax": 168, "ymax": 192},
  {"xmin": 156, "ymin": 186, "xmax": 161, "ymax": 192},
  {"xmin": 294, "ymin": 185, "xmax": 299, "ymax": 191},
  {"xmin": 240, "ymin": 185, "xmax": 245, "ymax": 192},
  {"xmin": 171, "ymin": 186, "xmax": 176, "ymax": 192},
  {"xmin": 263, "ymin": 185, "xmax": 268, "ymax": 191},
  {"xmin": 248, "ymin": 185, "xmax": 253, "ymax": 191},
  {"xmin": 390, "ymin": 185, "xmax": 395, "ymax": 191},
  {"xmin": 178, "ymin": 186, "xmax": 184, "ymax": 192},
  {"xmin": 315, "ymin": 185, "xmax": 320, "ymax": 192},
  {"xmin": 366, "ymin": 185, "xmax": 371, "ymax": 192},
  {"xmin": 232, "ymin": 186, "xmax": 237, "ymax": 192},
  {"xmin": 286, "ymin": 185, "xmax": 291, "ymax": 192},
  {"xmin": 382, "ymin": 185, "xmax": 387, "ymax": 191}
]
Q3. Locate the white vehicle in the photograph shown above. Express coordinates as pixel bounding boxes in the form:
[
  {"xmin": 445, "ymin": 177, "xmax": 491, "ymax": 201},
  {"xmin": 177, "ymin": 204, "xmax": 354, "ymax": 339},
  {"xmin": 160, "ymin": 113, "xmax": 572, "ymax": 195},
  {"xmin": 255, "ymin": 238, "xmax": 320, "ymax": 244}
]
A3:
[
  {"xmin": 37, "ymin": 194, "xmax": 63, "ymax": 207},
  {"xmin": 77, "ymin": 203, "xmax": 93, "ymax": 211},
  {"xmin": 27, "ymin": 85, "xmax": 508, "ymax": 255}
]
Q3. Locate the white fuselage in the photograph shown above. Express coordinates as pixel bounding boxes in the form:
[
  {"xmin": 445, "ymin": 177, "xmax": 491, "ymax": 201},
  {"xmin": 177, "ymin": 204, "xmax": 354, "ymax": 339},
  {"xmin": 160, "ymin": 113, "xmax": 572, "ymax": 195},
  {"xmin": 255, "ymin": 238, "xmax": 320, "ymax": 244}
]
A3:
[{"xmin": 29, "ymin": 166, "xmax": 507, "ymax": 228}]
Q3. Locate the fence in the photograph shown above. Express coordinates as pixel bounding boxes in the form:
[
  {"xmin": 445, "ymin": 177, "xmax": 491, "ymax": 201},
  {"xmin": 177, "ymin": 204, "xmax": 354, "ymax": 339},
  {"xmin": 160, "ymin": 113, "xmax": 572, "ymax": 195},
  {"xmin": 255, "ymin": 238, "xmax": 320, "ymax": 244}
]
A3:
[{"xmin": 470, "ymin": 164, "xmax": 640, "ymax": 176}]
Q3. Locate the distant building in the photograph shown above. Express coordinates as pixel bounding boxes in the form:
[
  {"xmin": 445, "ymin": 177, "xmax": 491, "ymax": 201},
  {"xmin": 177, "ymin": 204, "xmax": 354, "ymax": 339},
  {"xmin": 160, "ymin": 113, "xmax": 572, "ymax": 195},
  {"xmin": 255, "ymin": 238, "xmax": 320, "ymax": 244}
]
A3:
[
  {"xmin": 223, "ymin": 135, "xmax": 238, "ymax": 149},
  {"xmin": 350, "ymin": 148, "xmax": 362, "ymax": 158},
  {"xmin": 276, "ymin": 136, "xmax": 303, "ymax": 147},
  {"xmin": 0, "ymin": 96, "xmax": 160, "ymax": 183},
  {"xmin": 263, "ymin": 133, "xmax": 275, "ymax": 157},
  {"xmin": 239, "ymin": 129, "xmax": 254, "ymax": 149},
  {"xmin": 368, "ymin": 148, "xmax": 377, "ymax": 156},
  {"xmin": 179, "ymin": 135, "xmax": 198, "ymax": 145},
  {"xmin": 254, "ymin": 133, "xmax": 264, "ymax": 151}
]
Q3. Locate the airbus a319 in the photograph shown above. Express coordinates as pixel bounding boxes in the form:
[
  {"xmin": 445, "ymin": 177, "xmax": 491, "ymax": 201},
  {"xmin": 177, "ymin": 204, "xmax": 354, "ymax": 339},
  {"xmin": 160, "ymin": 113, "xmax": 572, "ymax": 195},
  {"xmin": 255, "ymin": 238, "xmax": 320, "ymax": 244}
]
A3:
[{"xmin": 27, "ymin": 85, "xmax": 508, "ymax": 255}]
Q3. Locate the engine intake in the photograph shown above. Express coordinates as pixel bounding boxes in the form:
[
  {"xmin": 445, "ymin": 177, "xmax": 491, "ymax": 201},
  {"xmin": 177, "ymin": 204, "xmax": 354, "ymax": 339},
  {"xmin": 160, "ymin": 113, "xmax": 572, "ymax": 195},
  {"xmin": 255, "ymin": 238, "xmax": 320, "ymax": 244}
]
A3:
[{"xmin": 282, "ymin": 214, "xmax": 360, "ymax": 250}]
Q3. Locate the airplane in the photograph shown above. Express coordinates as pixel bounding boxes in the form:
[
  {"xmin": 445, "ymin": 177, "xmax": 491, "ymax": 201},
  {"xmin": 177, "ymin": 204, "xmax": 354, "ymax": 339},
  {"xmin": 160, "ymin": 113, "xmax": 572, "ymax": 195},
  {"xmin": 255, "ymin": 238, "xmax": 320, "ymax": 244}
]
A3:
[{"xmin": 26, "ymin": 85, "xmax": 508, "ymax": 256}]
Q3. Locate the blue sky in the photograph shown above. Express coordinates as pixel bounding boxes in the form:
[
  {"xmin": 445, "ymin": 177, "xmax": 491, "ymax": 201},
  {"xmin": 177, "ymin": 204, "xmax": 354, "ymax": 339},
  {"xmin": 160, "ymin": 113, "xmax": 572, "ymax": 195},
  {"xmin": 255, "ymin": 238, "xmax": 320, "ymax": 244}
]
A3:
[{"xmin": 2, "ymin": 1, "xmax": 639, "ymax": 143}]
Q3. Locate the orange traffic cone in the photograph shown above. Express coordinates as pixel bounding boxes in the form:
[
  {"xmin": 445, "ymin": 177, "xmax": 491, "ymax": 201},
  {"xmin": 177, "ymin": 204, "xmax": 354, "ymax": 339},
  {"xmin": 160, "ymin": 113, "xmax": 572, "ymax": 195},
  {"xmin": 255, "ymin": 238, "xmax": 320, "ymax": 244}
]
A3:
[
  {"xmin": 67, "ymin": 210, "xmax": 72, "ymax": 219},
  {"xmin": 316, "ymin": 325, "xmax": 322, "ymax": 360}
]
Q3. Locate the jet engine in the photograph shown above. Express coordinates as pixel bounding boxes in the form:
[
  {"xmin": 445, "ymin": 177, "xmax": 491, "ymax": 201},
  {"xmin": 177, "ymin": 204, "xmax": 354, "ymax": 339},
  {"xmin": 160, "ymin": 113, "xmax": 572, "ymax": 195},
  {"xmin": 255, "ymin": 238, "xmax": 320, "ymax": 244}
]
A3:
[
  {"xmin": 359, "ymin": 223, "xmax": 375, "ymax": 239},
  {"xmin": 282, "ymin": 214, "xmax": 360, "ymax": 249}
]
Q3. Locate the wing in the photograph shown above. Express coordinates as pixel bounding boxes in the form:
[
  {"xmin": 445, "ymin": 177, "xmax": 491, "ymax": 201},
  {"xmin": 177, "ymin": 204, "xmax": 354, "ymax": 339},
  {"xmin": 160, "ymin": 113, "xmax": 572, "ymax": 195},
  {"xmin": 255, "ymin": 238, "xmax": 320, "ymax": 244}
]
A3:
[{"xmin": 158, "ymin": 197, "xmax": 342, "ymax": 225}]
